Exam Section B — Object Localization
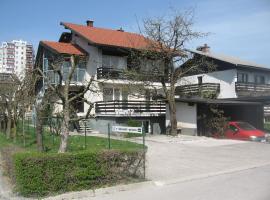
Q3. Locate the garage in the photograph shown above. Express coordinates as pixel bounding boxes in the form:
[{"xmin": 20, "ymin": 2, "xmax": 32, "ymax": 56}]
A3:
[{"xmin": 169, "ymin": 98, "xmax": 264, "ymax": 136}]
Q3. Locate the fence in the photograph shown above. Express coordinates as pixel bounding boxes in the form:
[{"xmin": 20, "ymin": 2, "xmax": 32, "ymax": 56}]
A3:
[{"xmin": 0, "ymin": 115, "xmax": 147, "ymax": 178}]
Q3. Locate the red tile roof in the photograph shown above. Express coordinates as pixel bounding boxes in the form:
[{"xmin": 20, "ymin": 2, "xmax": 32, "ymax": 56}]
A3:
[
  {"xmin": 61, "ymin": 22, "xmax": 153, "ymax": 50},
  {"xmin": 40, "ymin": 41, "xmax": 86, "ymax": 55}
]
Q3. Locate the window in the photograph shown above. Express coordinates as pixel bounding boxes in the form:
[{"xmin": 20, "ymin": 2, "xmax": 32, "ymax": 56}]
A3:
[
  {"xmin": 103, "ymin": 88, "xmax": 113, "ymax": 101},
  {"xmin": 198, "ymin": 76, "xmax": 203, "ymax": 84},
  {"xmin": 255, "ymin": 75, "xmax": 265, "ymax": 84},
  {"xmin": 237, "ymin": 72, "xmax": 248, "ymax": 83},
  {"xmin": 102, "ymin": 54, "xmax": 126, "ymax": 70},
  {"xmin": 114, "ymin": 89, "xmax": 120, "ymax": 100},
  {"xmin": 236, "ymin": 122, "xmax": 256, "ymax": 130},
  {"xmin": 229, "ymin": 125, "xmax": 238, "ymax": 132}
]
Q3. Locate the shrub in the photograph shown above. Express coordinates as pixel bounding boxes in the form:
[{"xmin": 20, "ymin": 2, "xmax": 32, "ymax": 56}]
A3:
[
  {"xmin": 124, "ymin": 132, "xmax": 143, "ymax": 138},
  {"xmin": 127, "ymin": 119, "xmax": 141, "ymax": 127},
  {"xmin": 13, "ymin": 150, "xmax": 144, "ymax": 197}
]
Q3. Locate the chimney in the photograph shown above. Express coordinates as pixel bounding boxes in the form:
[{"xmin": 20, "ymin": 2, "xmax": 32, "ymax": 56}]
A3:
[
  {"xmin": 86, "ymin": 20, "xmax": 94, "ymax": 27},
  {"xmin": 196, "ymin": 44, "xmax": 210, "ymax": 53}
]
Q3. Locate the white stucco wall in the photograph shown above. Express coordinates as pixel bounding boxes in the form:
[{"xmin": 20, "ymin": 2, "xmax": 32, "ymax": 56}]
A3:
[
  {"xmin": 71, "ymin": 34, "xmax": 157, "ymax": 115},
  {"xmin": 166, "ymin": 102, "xmax": 197, "ymax": 129},
  {"xmin": 178, "ymin": 69, "xmax": 238, "ymax": 99}
]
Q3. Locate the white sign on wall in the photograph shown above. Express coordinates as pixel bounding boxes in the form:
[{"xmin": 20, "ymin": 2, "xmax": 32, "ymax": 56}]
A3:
[{"xmin": 112, "ymin": 126, "xmax": 142, "ymax": 134}]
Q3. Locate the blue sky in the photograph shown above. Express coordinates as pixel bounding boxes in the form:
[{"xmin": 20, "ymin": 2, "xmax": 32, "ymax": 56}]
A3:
[{"xmin": 0, "ymin": 0, "xmax": 269, "ymax": 66}]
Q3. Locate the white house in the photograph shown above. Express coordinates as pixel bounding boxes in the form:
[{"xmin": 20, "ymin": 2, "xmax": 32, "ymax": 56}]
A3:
[
  {"xmin": 35, "ymin": 20, "xmax": 166, "ymax": 134},
  {"xmin": 168, "ymin": 44, "xmax": 269, "ymax": 136}
]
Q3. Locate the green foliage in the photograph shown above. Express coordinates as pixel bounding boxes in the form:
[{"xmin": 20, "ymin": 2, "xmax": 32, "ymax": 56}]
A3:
[
  {"xmin": 13, "ymin": 150, "xmax": 144, "ymax": 197},
  {"xmin": 207, "ymin": 106, "xmax": 229, "ymax": 137},
  {"xmin": 127, "ymin": 119, "xmax": 141, "ymax": 127},
  {"xmin": 124, "ymin": 132, "xmax": 142, "ymax": 138},
  {"xmin": 1, "ymin": 124, "xmax": 143, "ymax": 153},
  {"xmin": 264, "ymin": 122, "xmax": 270, "ymax": 131}
]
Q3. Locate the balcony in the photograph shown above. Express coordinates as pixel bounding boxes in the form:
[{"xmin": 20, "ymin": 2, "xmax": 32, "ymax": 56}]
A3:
[
  {"xmin": 95, "ymin": 100, "xmax": 166, "ymax": 117},
  {"xmin": 176, "ymin": 83, "xmax": 220, "ymax": 97},
  {"xmin": 96, "ymin": 67, "xmax": 167, "ymax": 82},
  {"xmin": 97, "ymin": 67, "xmax": 125, "ymax": 80},
  {"xmin": 45, "ymin": 67, "xmax": 86, "ymax": 85},
  {"xmin": 235, "ymin": 82, "xmax": 270, "ymax": 97}
]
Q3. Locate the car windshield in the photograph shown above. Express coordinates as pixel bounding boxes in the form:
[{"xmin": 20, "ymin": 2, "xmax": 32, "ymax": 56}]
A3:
[{"xmin": 236, "ymin": 122, "xmax": 256, "ymax": 130}]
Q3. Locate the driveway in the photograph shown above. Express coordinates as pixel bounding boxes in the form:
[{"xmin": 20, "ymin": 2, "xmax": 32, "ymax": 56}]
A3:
[
  {"xmin": 44, "ymin": 135, "xmax": 270, "ymax": 200},
  {"xmin": 145, "ymin": 135, "xmax": 270, "ymax": 182}
]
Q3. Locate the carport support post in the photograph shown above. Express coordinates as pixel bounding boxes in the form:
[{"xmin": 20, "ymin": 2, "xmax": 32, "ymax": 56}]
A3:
[
  {"xmin": 108, "ymin": 123, "xmax": 111, "ymax": 149},
  {"xmin": 142, "ymin": 126, "xmax": 146, "ymax": 179}
]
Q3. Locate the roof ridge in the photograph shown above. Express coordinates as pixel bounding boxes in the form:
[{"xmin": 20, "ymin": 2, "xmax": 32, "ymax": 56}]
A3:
[{"xmin": 61, "ymin": 22, "xmax": 144, "ymax": 37}]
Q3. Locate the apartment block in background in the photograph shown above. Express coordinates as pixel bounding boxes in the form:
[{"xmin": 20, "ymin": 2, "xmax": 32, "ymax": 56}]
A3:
[{"xmin": 0, "ymin": 40, "xmax": 35, "ymax": 78}]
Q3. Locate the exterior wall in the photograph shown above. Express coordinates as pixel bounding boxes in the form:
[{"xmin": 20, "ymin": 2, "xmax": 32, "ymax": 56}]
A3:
[
  {"xmin": 71, "ymin": 34, "xmax": 159, "ymax": 116},
  {"xmin": 178, "ymin": 69, "xmax": 238, "ymax": 99},
  {"xmin": 166, "ymin": 102, "xmax": 197, "ymax": 135}
]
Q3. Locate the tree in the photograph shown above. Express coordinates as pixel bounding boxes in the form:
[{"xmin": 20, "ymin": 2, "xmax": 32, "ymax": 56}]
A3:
[
  {"xmin": 128, "ymin": 10, "xmax": 213, "ymax": 135},
  {"xmin": 36, "ymin": 54, "xmax": 95, "ymax": 153},
  {"xmin": 0, "ymin": 74, "xmax": 20, "ymax": 139}
]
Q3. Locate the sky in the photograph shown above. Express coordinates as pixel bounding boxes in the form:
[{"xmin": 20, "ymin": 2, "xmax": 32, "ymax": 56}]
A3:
[{"xmin": 0, "ymin": 0, "xmax": 269, "ymax": 66}]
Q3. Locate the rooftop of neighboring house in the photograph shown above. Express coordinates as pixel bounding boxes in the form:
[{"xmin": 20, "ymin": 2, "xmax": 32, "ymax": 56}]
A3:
[
  {"xmin": 40, "ymin": 41, "xmax": 87, "ymax": 56},
  {"xmin": 187, "ymin": 44, "xmax": 269, "ymax": 71}
]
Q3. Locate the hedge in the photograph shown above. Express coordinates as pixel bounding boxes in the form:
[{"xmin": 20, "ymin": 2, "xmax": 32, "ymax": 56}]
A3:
[{"xmin": 13, "ymin": 150, "xmax": 144, "ymax": 197}]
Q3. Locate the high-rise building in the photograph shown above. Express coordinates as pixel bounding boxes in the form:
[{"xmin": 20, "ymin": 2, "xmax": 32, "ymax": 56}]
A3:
[{"xmin": 0, "ymin": 40, "xmax": 35, "ymax": 78}]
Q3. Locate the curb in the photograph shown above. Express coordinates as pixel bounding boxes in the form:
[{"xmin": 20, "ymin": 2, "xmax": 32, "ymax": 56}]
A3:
[{"xmin": 43, "ymin": 162, "xmax": 270, "ymax": 200}]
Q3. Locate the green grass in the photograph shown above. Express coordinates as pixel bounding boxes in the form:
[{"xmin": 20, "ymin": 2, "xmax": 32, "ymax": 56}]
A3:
[
  {"xmin": 264, "ymin": 122, "xmax": 270, "ymax": 132},
  {"xmin": 0, "ymin": 124, "xmax": 143, "ymax": 153}
]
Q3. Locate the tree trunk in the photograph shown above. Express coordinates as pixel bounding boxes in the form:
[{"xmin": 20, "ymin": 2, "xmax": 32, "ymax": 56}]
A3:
[
  {"xmin": 58, "ymin": 122, "xmax": 69, "ymax": 153},
  {"xmin": 6, "ymin": 116, "xmax": 12, "ymax": 139},
  {"xmin": 13, "ymin": 120, "xmax": 17, "ymax": 143},
  {"xmin": 58, "ymin": 108, "xmax": 70, "ymax": 153},
  {"xmin": 168, "ymin": 97, "xmax": 177, "ymax": 136},
  {"xmin": 36, "ymin": 108, "xmax": 44, "ymax": 152}
]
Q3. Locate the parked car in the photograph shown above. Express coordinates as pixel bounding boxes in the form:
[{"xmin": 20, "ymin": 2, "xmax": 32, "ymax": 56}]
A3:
[{"xmin": 223, "ymin": 121, "xmax": 266, "ymax": 142}]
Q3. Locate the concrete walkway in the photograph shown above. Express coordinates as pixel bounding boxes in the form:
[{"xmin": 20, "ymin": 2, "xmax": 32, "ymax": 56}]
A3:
[
  {"xmin": 1, "ymin": 134, "xmax": 270, "ymax": 199},
  {"xmin": 145, "ymin": 135, "xmax": 270, "ymax": 181},
  {"xmin": 44, "ymin": 135, "xmax": 270, "ymax": 200}
]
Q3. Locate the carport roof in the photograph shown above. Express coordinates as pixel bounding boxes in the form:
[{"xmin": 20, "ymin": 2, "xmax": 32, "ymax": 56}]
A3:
[{"xmin": 175, "ymin": 97, "xmax": 262, "ymax": 105}]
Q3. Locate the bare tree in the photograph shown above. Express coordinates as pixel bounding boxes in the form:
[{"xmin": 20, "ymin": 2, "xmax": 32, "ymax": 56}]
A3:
[
  {"xmin": 127, "ymin": 10, "xmax": 213, "ymax": 135},
  {"xmin": 0, "ymin": 74, "xmax": 20, "ymax": 139},
  {"xmin": 36, "ymin": 54, "xmax": 96, "ymax": 153}
]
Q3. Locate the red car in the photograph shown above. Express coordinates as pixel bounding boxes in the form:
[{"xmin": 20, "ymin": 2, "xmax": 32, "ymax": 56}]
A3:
[{"xmin": 224, "ymin": 121, "xmax": 266, "ymax": 142}]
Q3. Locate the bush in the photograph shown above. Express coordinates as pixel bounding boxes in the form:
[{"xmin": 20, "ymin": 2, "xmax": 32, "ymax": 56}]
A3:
[
  {"xmin": 13, "ymin": 150, "xmax": 144, "ymax": 197},
  {"xmin": 127, "ymin": 119, "xmax": 141, "ymax": 127},
  {"xmin": 124, "ymin": 132, "xmax": 143, "ymax": 138}
]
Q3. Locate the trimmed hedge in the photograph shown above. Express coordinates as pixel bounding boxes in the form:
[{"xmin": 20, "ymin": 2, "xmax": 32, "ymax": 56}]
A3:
[{"xmin": 13, "ymin": 150, "xmax": 144, "ymax": 197}]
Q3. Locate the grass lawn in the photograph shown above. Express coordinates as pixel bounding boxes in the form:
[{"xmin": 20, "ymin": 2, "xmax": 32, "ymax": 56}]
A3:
[{"xmin": 0, "ymin": 125, "xmax": 143, "ymax": 153}]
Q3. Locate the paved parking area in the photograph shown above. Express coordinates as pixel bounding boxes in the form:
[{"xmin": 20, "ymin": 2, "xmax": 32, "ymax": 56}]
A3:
[
  {"xmin": 145, "ymin": 135, "xmax": 270, "ymax": 182},
  {"xmin": 44, "ymin": 135, "xmax": 270, "ymax": 200}
]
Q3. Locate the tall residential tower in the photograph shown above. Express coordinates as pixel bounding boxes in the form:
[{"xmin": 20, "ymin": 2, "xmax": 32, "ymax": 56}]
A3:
[{"xmin": 0, "ymin": 40, "xmax": 34, "ymax": 78}]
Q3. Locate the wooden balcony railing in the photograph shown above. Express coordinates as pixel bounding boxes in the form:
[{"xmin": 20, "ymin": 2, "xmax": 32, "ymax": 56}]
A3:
[
  {"xmin": 95, "ymin": 100, "xmax": 166, "ymax": 116},
  {"xmin": 235, "ymin": 82, "xmax": 270, "ymax": 97},
  {"xmin": 176, "ymin": 83, "xmax": 220, "ymax": 97},
  {"xmin": 96, "ymin": 67, "xmax": 168, "ymax": 82}
]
